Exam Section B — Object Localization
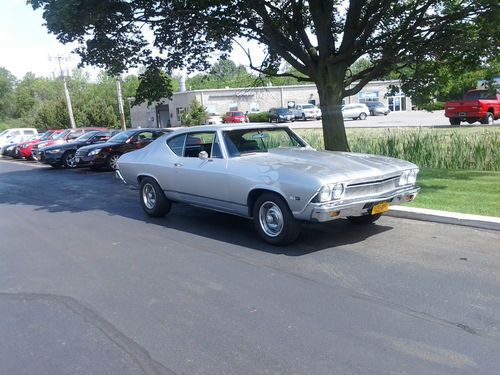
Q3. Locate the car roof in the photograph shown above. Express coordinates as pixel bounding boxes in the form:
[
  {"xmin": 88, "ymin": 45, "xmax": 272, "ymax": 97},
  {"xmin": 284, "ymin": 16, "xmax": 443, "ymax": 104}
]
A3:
[{"xmin": 168, "ymin": 123, "xmax": 290, "ymax": 134}]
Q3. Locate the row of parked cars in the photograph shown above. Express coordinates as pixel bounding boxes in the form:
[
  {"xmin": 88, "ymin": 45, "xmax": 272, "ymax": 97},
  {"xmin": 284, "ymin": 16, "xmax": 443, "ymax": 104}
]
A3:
[
  {"xmin": 0, "ymin": 127, "xmax": 172, "ymax": 171},
  {"xmin": 207, "ymin": 102, "xmax": 390, "ymax": 125}
]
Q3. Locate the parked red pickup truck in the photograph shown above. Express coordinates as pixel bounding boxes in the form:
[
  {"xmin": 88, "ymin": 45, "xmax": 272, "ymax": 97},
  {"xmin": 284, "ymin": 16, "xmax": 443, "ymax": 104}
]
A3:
[{"xmin": 445, "ymin": 89, "xmax": 500, "ymax": 125}]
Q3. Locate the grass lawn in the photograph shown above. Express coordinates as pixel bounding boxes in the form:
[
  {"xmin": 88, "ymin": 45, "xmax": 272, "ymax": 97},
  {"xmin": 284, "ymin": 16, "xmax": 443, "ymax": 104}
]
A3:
[{"xmin": 412, "ymin": 168, "xmax": 500, "ymax": 217}]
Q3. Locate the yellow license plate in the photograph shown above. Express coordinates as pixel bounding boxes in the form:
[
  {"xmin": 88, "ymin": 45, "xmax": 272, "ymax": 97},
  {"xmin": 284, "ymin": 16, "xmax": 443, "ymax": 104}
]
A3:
[{"xmin": 371, "ymin": 202, "xmax": 390, "ymax": 215}]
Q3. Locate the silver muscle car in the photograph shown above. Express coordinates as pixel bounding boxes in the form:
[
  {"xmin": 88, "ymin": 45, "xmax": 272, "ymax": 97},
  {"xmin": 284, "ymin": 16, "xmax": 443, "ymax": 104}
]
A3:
[{"xmin": 116, "ymin": 124, "xmax": 420, "ymax": 245}]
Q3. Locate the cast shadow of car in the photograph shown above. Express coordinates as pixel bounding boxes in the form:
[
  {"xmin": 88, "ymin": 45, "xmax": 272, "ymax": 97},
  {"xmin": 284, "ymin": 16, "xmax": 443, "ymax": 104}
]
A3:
[{"xmin": 0, "ymin": 165, "xmax": 393, "ymax": 255}]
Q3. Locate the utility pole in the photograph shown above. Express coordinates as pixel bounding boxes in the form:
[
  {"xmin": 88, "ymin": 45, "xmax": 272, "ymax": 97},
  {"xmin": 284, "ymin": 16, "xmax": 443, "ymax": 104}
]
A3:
[
  {"xmin": 115, "ymin": 76, "xmax": 127, "ymax": 131},
  {"xmin": 50, "ymin": 55, "xmax": 76, "ymax": 129}
]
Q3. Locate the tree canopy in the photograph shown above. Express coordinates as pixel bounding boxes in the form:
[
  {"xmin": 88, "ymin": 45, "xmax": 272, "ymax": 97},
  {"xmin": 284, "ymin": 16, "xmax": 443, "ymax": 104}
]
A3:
[{"xmin": 29, "ymin": 0, "xmax": 498, "ymax": 150}]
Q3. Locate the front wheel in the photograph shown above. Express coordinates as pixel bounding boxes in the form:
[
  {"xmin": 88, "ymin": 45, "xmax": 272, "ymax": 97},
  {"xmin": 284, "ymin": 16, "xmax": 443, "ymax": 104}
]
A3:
[
  {"xmin": 62, "ymin": 151, "xmax": 77, "ymax": 168},
  {"xmin": 139, "ymin": 177, "xmax": 172, "ymax": 217},
  {"xmin": 348, "ymin": 213, "xmax": 382, "ymax": 224},
  {"xmin": 359, "ymin": 112, "xmax": 367, "ymax": 120},
  {"xmin": 253, "ymin": 192, "xmax": 300, "ymax": 245}
]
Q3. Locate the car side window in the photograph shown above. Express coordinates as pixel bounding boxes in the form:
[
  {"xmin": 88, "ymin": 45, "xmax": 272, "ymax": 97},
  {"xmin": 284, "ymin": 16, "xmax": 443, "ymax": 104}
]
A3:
[
  {"xmin": 211, "ymin": 134, "xmax": 223, "ymax": 158},
  {"xmin": 183, "ymin": 132, "xmax": 216, "ymax": 158},
  {"xmin": 167, "ymin": 134, "xmax": 186, "ymax": 156},
  {"xmin": 137, "ymin": 131, "xmax": 154, "ymax": 141}
]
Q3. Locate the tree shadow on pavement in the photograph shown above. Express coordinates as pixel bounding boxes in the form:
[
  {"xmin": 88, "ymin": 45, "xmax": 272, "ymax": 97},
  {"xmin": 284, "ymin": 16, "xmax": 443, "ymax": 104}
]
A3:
[{"xmin": 0, "ymin": 163, "xmax": 393, "ymax": 255}]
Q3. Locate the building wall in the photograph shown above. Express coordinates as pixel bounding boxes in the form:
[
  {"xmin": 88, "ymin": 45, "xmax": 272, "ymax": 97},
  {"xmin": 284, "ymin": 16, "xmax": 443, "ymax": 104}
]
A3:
[{"xmin": 130, "ymin": 80, "xmax": 412, "ymax": 128}]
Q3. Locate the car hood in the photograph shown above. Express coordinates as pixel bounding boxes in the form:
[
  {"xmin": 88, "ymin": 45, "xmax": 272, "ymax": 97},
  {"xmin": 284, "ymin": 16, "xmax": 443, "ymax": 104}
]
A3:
[
  {"xmin": 242, "ymin": 148, "xmax": 416, "ymax": 183},
  {"xmin": 78, "ymin": 141, "xmax": 120, "ymax": 151}
]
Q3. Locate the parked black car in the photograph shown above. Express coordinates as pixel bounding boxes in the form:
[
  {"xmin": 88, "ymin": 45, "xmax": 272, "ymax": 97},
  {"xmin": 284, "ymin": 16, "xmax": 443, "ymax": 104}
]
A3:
[
  {"xmin": 1, "ymin": 142, "xmax": 21, "ymax": 158},
  {"xmin": 40, "ymin": 130, "xmax": 119, "ymax": 168},
  {"xmin": 268, "ymin": 108, "xmax": 295, "ymax": 123},
  {"xmin": 75, "ymin": 128, "xmax": 172, "ymax": 170}
]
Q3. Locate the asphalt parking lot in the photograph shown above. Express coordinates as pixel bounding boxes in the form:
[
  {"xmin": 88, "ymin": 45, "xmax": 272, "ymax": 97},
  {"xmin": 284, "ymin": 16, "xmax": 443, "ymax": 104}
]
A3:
[
  {"xmin": 287, "ymin": 109, "xmax": 500, "ymax": 129},
  {"xmin": 1, "ymin": 158, "xmax": 500, "ymax": 374}
]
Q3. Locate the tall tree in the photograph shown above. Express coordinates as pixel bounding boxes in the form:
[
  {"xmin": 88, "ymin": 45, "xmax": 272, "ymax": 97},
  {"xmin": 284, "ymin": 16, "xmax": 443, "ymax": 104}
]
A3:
[
  {"xmin": 0, "ymin": 67, "xmax": 17, "ymax": 119},
  {"xmin": 29, "ymin": 0, "xmax": 498, "ymax": 150}
]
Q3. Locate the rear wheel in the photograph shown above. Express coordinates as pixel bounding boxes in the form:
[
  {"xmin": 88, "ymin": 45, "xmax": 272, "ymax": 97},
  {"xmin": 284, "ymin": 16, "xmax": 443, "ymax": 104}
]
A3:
[
  {"xmin": 359, "ymin": 112, "xmax": 367, "ymax": 120},
  {"xmin": 62, "ymin": 151, "xmax": 77, "ymax": 168},
  {"xmin": 139, "ymin": 177, "xmax": 172, "ymax": 217},
  {"xmin": 348, "ymin": 213, "xmax": 382, "ymax": 224},
  {"xmin": 481, "ymin": 112, "xmax": 494, "ymax": 125},
  {"xmin": 253, "ymin": 192, "xmax": 300, "ymax": 245},
  {"xmin": 106, "ymin": 153, "xmax": 121, "ymax": 171},
  {"xmin": 449, "ymin": 118, "xmax": 460, "ymax": 126}
]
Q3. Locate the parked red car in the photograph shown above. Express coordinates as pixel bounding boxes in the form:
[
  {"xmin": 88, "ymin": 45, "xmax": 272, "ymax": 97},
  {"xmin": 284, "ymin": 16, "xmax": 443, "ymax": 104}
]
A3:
[
  {"xmin": 445, "ymin": 89, "xmax": 500, "ymax": 125},
  {"xmin": 18, "ymin": 129, "xmax": 64, "ymax": 159},
  {"xmin": 223, "ymin": 111, "xmax": 249, "ymax": 123}
]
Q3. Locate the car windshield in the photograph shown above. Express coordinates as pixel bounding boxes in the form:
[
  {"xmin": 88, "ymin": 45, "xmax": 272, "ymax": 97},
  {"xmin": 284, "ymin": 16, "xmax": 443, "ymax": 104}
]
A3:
[
  {"xmin": 223, "ymin": 127, "xmax": 306, "ymax": 157},
  {"xmin": 0, "ymin": 130, "xmax": 8, "ymax": 137},
  {"xmin": 39, "ymin": 131, "xmax": 54, "ymax": 140},
  {"xmin": 231, "ymin": 112, "xmax": 245, "ymax": 116},
  {"xmin": 53, "ymin": 130, "xmax": 70, "ymax": 140},
  {"xmin": 276, "ymin": 108, "xmax": 292, "ymax": 114},
  {"xmin": 464, "ymin": 90, "xmax": 497, "ymax": 100},
  {"xmin": 108, "ymin": 130, "xmax": 137, "ymax": 143},
  {"xmin": 74, "ymin": 131, "xmax": 101, "ymax": 142},
  {"xmin": 303, "ymin": 104, "xmax": 315, "ymax": 109}
]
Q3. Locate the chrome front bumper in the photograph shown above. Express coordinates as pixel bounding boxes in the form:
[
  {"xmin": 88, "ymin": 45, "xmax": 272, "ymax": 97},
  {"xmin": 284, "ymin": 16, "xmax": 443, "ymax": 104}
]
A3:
[{"xmin": 298, "ymin": 186, "xmax": 420, "ymax": 222}]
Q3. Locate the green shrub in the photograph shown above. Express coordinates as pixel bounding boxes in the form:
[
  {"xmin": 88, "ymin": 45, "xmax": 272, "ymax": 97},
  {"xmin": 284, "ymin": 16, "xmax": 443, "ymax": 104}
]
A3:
[
  {"xmin": 248, "ymin": 111, "xmax": 269, "ymax": 123},
  {"xmin": 181, "ymin": 99, "xmax": 208, "ymax": 126},
  {"xmin": 419, "ymin": 101, "xmax": 445, "ymax": 111}
]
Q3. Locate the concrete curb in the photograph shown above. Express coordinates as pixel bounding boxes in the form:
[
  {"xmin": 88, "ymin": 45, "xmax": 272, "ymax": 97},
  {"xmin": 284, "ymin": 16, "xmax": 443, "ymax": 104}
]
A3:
[{"xmin": 387, "ymin": 206, "xmax": 500, "ymax": 231}]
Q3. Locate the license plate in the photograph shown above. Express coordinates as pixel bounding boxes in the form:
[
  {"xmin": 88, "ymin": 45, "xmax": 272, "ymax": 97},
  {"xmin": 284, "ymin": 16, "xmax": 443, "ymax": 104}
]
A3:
[
  {"xmin": 371, "ymin": 202, "xmax": 390, "ymax": 215},
  {"xmin": 459, "ymin": 112, "xmax": 466, "ymax": 117}
]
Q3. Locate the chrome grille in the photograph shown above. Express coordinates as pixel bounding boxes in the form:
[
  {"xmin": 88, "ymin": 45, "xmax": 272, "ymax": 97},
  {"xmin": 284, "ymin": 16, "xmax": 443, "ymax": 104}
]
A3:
[{"xmin": 344, "ymin": 176, "xmax": 399, "ymax": 199}]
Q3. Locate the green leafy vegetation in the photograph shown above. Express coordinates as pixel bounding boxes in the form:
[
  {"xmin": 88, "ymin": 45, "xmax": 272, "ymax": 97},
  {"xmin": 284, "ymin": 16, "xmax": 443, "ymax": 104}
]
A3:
[
  {"xmin": 0, "ymin": 68, "xmax": 139, "ymax": 129},
  {"xmin": 180, "ymin": 99, "xmax": 208, "ymax": 126},
  {"xmin": 297, "ymin": 127, "xmax": 500, "ymax": 171},
  {"xmin": 247, "ymin": 112, "xmax": 269, "ymax": 123},
  {"xmin": 413, "ymin": 168, "xmax": 500, "ymax": 217}
]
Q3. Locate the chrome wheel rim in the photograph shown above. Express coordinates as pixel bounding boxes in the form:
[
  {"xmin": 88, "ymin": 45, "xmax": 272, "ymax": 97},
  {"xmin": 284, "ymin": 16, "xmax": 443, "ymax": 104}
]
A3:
[
  {"xmin": 258, "ymin": 201, "xmax": 284, "ymax": 237},
  {"xmin": 109, "ymin": 155, "xmax": 119, "ymax": 170},
  {"xmin": 66, "ymin": 153, "xmax": 77, "ymax": 168},
  {"xmin": 142, "ymin": 183, "xmax": 156, "ymax": 209}
]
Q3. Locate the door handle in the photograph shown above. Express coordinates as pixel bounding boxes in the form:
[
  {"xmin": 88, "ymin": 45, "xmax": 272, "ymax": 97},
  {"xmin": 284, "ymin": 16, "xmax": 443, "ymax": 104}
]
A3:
[{"xmin": 174, "ymin": 162, "xmax": 183, "ymax": 167}]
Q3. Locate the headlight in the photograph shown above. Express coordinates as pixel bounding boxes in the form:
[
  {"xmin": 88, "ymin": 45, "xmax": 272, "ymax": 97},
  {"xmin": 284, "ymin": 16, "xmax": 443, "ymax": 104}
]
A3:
[
  {"xmin": 316, "ymin": 183, "xmax": 345, "ymax": 202},
  {"xmin": 332, "ymin": 183, "xmax": 345, "ymax": 199},
  {"xmin": 399, "ymin": 169, "xmax": 418, "ymax": 186},
  {"xmin": 318, "ymin": 185, "xmax": 331, "ymax": 202},
  {"xmin": 407, "ymin": 169, "xmax": 418, "ymax": 184},
  {"xmin": 47, "ymin": 148, "xmax": 61, "ymax": 153},
  {"xmin": 88, "ymin": 149, "xmax": 101, "ymax": 156},
  {"xmin": 398, "ymin": 171, "xmax": 409, "ymax": 186}
]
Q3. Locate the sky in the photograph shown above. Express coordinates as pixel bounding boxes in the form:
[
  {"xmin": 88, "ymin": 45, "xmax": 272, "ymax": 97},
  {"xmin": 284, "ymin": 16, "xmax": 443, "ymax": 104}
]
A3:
[{"xmin": 0, "ymin": 0, "xmax": 264, "ymax": 81}]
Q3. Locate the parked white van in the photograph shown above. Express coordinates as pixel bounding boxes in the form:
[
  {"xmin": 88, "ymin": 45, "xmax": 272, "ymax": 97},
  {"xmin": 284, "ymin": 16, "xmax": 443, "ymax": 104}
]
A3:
[{"xmin": 0, "ymin": 128, "xmax": 38, "ymax": 150}]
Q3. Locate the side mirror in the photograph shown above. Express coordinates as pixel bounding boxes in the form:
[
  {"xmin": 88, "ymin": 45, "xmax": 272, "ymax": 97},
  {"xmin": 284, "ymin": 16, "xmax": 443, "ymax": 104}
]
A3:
[{"xmin": 198, "ymin": 151, "xmax": 209, "ymax": 160}]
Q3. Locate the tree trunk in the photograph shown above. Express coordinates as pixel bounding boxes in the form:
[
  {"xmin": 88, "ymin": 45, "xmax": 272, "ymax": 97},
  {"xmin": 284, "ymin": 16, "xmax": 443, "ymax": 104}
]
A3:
[{"xmin": 316, "ymin": 73, "xmax": 349, "ymax": 151}]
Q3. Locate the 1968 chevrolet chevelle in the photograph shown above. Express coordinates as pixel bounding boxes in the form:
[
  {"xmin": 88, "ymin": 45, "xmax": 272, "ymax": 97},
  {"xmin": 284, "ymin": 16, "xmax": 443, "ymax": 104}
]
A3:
[{"xmin": 116, "ymin": 124, "xmax": 420, "ymax": 245}]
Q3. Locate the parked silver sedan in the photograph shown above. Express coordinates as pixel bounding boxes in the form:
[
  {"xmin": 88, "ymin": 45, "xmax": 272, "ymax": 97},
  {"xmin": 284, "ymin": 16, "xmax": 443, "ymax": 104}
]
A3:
[{"xmin": 116, "ymin": 124, "xmax": 420, "ymax": 245}]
